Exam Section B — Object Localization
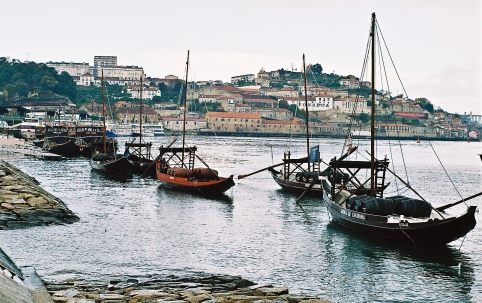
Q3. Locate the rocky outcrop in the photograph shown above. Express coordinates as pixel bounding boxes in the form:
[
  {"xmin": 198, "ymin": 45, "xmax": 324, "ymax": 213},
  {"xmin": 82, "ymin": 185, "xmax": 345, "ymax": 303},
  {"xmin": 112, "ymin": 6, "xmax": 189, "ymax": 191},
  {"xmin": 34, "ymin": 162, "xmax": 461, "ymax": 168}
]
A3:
[
  {"xmin": 45, "ymin": 274, "xmax": 331, "ymax": 303},
  {"xmin": 0, "ymin": 160, "xmax": 79, "ymax": 229}
]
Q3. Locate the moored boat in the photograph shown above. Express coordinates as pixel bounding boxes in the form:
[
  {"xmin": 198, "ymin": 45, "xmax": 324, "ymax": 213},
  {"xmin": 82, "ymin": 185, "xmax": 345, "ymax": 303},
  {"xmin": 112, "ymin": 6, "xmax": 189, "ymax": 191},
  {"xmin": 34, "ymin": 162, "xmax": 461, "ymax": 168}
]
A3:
[
  {"xmin": 90, "ymin": 70, "xmax": 133, "ymax": 174},
  {"xmin": 10, "ymin": 118, "xmax": 41, "ymax": 140},
  {"xmin": 124, "ymin": 76, "xmax": 156, "ymax": 177},
  {"xmin": 322, "ymin": 180, "xmax": 477, "ymax": 245},
  {"xmin": 44, "ymin": 137, "xmax": 80, "ymax": 157},
  {"xmin": 239, "ymin": 55, "xmax": 333, "ymax": 198},
  {"xmin": 155, "ymin": 51, "xmax": 235, "ymax": 195},
  {"xmin": 321, "ymin": 13, "xmax": 479, "ymax": 246},
  {"xmin": 156, "ymin": 146, "xmax": 235, "ymax": 195}
]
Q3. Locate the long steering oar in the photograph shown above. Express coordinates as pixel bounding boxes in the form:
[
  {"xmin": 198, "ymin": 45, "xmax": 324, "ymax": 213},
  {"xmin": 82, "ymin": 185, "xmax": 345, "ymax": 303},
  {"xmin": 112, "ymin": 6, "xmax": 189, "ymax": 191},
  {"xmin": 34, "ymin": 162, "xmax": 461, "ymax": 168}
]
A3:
[
  {"xmin": 238, "ymin": 162, "xmax": 284, "ymax": 180},
  {"xmin": 295, "ymin": 182, "xmax": 316, "ymax": 204},
  {"xmin": 436, "ymin": 191, "xmax": 482, "ymax": 212}
]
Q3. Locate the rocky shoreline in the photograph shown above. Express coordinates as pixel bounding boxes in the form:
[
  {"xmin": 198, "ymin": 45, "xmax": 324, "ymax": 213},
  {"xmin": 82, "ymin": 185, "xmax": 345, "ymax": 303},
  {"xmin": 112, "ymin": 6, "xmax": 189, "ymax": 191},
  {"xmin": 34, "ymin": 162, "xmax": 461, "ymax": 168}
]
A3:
[
  {"xmin": 0, "ymin": 160, "xmax": 79, "ymax": 229},
  {"xmin": 46, "ymin": 274, "xmax": 328, "ymax": 303}
]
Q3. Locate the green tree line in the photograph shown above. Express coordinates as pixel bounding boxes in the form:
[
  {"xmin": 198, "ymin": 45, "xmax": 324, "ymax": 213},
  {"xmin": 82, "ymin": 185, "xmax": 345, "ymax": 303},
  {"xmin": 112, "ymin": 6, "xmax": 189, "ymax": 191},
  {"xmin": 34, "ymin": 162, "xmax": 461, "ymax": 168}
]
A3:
[{"xmin": 0, "ymin": 57, "xmax": 77, "ymax": 103}]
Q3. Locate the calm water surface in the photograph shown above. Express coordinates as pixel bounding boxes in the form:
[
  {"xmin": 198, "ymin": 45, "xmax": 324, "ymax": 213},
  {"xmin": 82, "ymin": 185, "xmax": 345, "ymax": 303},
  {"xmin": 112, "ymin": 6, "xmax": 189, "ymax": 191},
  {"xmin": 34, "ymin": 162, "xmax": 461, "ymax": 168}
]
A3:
[{"xmin": 0, "ymin": 136, "xmax": 481, "ymax": 303}]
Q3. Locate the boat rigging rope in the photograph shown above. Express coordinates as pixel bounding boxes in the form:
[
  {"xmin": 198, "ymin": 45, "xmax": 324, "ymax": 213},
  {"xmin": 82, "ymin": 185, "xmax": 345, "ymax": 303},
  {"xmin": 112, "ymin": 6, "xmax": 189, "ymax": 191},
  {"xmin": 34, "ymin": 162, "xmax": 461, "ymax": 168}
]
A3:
[
  {"xmin": 343, "ymin": 28, "xmax": 372, "ymax": 157},
  {"xmin": 375, "ymin": 20, "xmax": 410, "ymax": 100},
  {"xmin": 375, "ymin": 30, "xmax": 410, "ymax": 187},
  {"xmin": 428, "ymin": 141, "xmax": 467, "ymax": 206},
  {"xmin": 370, "ymin": 23, "xmax": 410, "ymax": 188}
]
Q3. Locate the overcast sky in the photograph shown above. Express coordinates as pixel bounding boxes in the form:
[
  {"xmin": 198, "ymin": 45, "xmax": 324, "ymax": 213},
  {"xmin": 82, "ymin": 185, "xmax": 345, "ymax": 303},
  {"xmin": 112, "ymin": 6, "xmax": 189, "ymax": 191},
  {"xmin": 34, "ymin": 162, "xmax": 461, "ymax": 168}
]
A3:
[{"xmin": 2, "ymin": 0, "xmax": 481, "ymax": 114}]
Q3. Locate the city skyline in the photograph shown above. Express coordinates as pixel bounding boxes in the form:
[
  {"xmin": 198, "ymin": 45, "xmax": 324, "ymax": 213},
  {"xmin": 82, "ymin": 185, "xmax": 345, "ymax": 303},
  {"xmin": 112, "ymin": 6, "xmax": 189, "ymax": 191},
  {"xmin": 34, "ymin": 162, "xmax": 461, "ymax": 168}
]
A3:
[{"xmin": 1, "ymin": 0, "xmax": 480, "ymax": 114}]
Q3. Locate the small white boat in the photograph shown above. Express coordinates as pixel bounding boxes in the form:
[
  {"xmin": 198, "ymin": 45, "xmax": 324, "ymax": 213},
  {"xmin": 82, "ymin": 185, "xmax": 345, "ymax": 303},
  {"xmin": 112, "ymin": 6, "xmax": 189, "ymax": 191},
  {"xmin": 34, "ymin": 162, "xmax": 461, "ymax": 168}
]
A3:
[
  {"xmin": 10, "ymin": 118, "xmax": 41, "ymax": 140},
  {"xmin": 143, "ymin": 123, "xmax": 164, "ymax": 136},
  {"xmin": 135, "ymin": 128, "xmax": 155, "ymax": 137},
  {"xmin": 110, "ymin": 124, "xmax": 136, "ymax": 137}
]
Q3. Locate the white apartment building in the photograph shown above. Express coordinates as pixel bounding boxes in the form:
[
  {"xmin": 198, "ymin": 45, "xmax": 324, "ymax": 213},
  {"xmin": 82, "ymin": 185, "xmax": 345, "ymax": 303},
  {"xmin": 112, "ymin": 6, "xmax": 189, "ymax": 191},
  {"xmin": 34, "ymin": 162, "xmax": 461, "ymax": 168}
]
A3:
[
  {"xmin": 93, "ymin": 56, "xmax": 117, "ymax": 77},
  {"xmin": 98, "ymin": 65, "xmax": 144, "ymax": 80},
  {"xmin": 46, "ymin": 61, "xmax": 91, "ymax": 76},
  {"xmin": 231, "ymin": 74, "xmax": 255, "ymax": 84},
  {"xmin": 333, "ymin": 97, "xmax": 368, "ymax": 113},
  {"xmin": 264, "ymin": 87, "xmax": 299, "ymax": 98},
  {"xmin": 77, "ymin": 73, "xmax": 94, "ymax": 86},
  {"xmin": 127, "ymin": 86, "xmax": 161, "ymax": 99}
]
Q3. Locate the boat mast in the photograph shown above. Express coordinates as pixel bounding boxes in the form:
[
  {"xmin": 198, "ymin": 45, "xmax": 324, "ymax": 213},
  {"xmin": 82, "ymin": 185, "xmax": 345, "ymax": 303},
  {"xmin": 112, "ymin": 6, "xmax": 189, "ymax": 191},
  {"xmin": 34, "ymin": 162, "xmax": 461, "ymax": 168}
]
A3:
[
  {"xmin": 139, "ymin": 76, "xmax": 143, "ymax": 147},
  {"xmin": 181, "ymin": 50, "xmax": 190, "ymax": 167},
  {"xmin": 102, "ymin": 69, "xmax": 106, "ymax": 154},
  {"xmin": 302, "ymin": 54, "xmax": 310, "ymax": 171},
  {"xmin": 370, "ymin": 13, "xmax": 376, "ymax": 197}
]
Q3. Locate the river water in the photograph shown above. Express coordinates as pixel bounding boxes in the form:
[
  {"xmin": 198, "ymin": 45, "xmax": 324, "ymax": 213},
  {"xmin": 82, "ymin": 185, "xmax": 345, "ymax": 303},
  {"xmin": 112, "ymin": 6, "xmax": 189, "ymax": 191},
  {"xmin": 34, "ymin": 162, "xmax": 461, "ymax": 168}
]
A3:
[{"xmin": 0, "ymin": 136, "xmax": 481, "ymax": 302}]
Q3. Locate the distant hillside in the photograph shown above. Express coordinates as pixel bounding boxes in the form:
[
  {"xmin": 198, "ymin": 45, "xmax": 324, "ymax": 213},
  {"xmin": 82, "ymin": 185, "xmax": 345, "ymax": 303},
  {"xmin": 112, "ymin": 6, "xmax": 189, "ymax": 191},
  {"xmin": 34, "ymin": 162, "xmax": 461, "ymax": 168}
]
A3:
[{"xmin": 0, "ymin": 57, "xmax": 77, "ymax": 104}]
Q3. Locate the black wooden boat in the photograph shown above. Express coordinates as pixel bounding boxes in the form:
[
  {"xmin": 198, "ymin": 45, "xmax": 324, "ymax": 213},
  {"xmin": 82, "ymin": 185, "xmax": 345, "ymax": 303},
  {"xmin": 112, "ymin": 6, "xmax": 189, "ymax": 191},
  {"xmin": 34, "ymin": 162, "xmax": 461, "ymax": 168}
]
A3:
[
  {"xmin": 239, "ymin": 55, "xmax": 324, "ymax": 197},
  {"xmin": 322, "ymin": 181, "xmax": 477, "ymax": 245},
  {"xmin": 44, "ymin": 137, "xmax": 80, "ymax": 157},
  {"xmin": 321, "ymin": 13, "xmax": 479, "ymax": 246},
  {"xmin": 75, "ymin": 125, "xmax": 117, "ymax": 157},
  {"xmin": 123, "ymin": 76, "xmax": 156, "ymax": 177},
  {"xmin": 90, "ymin": 70, "xmax": 134, "ymax": 175},
  {"xmin": 267, "ymin": 156, "xmax": 323, "ymax": 195},
  {"xmin": 124, "ymin": 140, "xmax": 155, "ymax": 176},
  {"xmin": 90, "ymin": 153, "xmax": 133, "ymax": 174}
]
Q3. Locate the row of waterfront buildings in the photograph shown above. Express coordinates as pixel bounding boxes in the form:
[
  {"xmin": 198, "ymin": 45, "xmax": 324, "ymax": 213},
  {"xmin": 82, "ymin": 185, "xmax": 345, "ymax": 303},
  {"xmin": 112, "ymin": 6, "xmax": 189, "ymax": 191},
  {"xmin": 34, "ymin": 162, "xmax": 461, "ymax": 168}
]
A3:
[{"xmin": 40, "ymin": 55, "xmax": 480, "ymax": 140}]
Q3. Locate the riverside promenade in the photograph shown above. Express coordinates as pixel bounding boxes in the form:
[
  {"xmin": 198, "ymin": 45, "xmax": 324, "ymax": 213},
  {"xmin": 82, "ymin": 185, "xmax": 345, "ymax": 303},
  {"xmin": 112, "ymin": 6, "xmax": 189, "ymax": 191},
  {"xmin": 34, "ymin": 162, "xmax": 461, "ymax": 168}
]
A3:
[{"xmin": 0, "ymin": 135, "xmax": 330, "ymax": 303}]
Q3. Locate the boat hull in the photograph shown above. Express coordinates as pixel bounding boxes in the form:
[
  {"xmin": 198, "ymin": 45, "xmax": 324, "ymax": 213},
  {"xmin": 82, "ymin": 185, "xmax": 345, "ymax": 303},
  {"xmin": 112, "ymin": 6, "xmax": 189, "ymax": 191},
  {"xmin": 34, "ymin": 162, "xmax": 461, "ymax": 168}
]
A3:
[
  {"xmin": 268, "ymin": 167, "xmax": 323, "ymax": 195},
  {"xmin": 156, "ymin": 162, "xmax": 234, "ymax": 195},
  {"xmin": 90, "ymin": 156, "xmax": 133, "ymax": 174},
  {"xmin": 322, "ymin": 181, "xmax": 477, "ymax": 246},
  {"xmin": 124, "ymin": 149, "xmax": 156, "ymax": 177},
  {"xmin": 47, "ymin": 139, "xmax": 80, "ymax": 157}
]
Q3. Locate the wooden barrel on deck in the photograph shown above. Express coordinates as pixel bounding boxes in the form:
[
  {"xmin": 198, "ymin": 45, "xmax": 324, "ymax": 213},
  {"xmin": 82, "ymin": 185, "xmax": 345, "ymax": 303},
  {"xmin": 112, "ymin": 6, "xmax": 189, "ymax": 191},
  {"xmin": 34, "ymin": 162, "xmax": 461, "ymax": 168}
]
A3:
[{"xmin": 167, "ymin": 168, "xmax": 219, "ymax": 179}]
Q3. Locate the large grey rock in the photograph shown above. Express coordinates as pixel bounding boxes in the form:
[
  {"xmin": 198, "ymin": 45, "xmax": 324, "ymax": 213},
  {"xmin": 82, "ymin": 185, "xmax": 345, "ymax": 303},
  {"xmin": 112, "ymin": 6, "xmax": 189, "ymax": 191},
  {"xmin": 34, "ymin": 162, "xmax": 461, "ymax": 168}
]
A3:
[
  {"xmin": 6, "ymin": 221, "xmax": 31, "ymax": 229},
  {"xmin": 128, "ymin": 289, "xmax": 175, "ymax": 299},
  {"xmin": 26, "ymin": 197, "xmax": 49, "ymax": 208},
  {"xmin": 1, "ymin": 203, "xmax": 15, "ymax": 210},
  {"xmin": 3, "ymin": 196, "xmax": 23, "ymax": 202},
  {"xmin": 51, "ymin": 288, "xmax": 82, "ymax": 299},
  {"xmin": 7, "ymin": 198, "xmax": 26, "ymax": 205},
  {"xmin": 0, "ymin": 213, "xmax": 17, "ymax": 221},
  {"xmin": 0, "ymin": 190, "xmax": 16, "ymax": 196},
  {"xmin": 254, "ymin": 287, "xmax": 289, "ymax": 296}
]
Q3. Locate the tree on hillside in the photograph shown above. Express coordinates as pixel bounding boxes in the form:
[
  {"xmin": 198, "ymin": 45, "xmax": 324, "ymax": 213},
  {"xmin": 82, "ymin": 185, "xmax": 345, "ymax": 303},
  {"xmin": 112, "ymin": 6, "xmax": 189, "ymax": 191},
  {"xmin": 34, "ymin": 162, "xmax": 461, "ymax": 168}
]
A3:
[
  {"xmin": 158, "ymin": 82, "xmax": 182, "ymax": 103},
  {"xmin": 279, "ymin": 99, "xmax": 289, "ymax": 109},
  {"xmin": 0, "ymin": 58, "xmax": 78, "ymax": 103},
  {"xmin": 287, "ymin": 104, "xmax": 306, "ymax": 119},
  {"xmin": 357, "ymin": 113, "xmax": 370, "ymax": 124},
  {"xmin": 416, "ymin": 97, "xmax": 434, "ymax": 114},
  {"xmin": 311, "ymin": 63, "xmax": 323, "ymax": 75}
]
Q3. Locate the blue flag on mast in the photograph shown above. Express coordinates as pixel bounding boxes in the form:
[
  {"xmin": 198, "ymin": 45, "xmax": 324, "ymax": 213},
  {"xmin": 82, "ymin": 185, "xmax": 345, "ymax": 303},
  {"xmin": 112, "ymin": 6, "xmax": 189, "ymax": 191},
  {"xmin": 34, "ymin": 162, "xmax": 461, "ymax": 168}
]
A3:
[{"xmin": 309, "ymin": 145, "xmax": 320, "ymax": 163}]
